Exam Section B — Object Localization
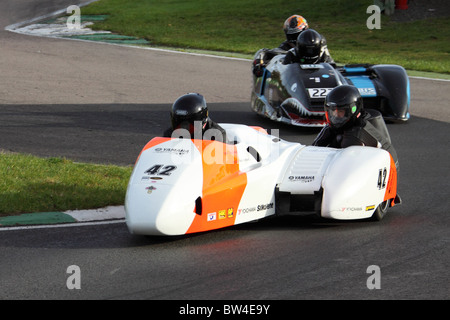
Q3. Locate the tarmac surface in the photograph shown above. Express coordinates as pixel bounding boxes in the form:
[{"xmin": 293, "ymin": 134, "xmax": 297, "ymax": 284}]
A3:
[{"xmin": 0, "ymin": 0, "xmax": 449, "ymax": 300}]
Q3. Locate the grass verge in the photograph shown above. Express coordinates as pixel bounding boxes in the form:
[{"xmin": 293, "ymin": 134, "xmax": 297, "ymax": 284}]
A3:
[
  {"xmin": 81, "ymin": 0, "xmax": 449, "ymax": 74},
  {"xmin": 0, "ymin": 152, "xmax": 132, "ymax": 216}
]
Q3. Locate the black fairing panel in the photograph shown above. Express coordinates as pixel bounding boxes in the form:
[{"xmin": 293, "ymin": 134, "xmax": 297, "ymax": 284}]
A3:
[{"xmin": 371, "ymin": 65, "xmax": 410, "ymax": 121}]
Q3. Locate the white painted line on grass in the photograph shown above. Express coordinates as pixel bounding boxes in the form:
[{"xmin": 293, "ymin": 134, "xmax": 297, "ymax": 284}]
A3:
[
  {"xmin": 6, "ymin": 3, "xmax": 449, "ymax": 78},
  {"xmin": 65, "ymin": 205, "xmax": 126, "ymax": 221}
]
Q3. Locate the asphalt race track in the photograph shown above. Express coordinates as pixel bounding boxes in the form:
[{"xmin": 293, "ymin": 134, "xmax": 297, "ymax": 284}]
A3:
[{"xmin": 0, "ymin": 1, "xmax": 449, "ymax": 301}]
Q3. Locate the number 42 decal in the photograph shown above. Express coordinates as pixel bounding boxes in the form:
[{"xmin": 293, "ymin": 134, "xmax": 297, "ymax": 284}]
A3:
[
  {"xmin": 377, "ymin": 167, "xmax": 387, "ymax": 190},
  {"xmin": 145, "ymin": 164, "xmax": 177, "ymax": 176}
]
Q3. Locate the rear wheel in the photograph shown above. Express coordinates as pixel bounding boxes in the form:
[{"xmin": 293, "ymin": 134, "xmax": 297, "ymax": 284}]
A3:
[{"xmin": 372, "ymin": 199, "xmax": 390, "ymax": 221}]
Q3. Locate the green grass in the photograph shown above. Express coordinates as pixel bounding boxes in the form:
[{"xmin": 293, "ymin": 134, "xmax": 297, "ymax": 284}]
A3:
[
  {"xmin": 0, "ymin": 152, "xmax": 132, "ymax": 215},
  {"xmin": 80, "ymin": 0, "xmax": 449, "ymax": 74}
]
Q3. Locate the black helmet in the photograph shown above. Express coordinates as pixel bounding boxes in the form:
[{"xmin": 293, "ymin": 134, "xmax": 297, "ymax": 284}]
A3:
[
  {"xmin": 170, "ymin": 93, "xmax": 209, "ymax": 134},
  {"xmin": 325, "ymin": 85, "xmax": 363, "ymax": 129},
  {"xmin": 295, "ymin": 29, "xmax": 324, "ymax": 64}
]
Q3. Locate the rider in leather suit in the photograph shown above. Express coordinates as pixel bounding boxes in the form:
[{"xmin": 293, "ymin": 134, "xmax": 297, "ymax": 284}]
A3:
[
  {"xmin": 252, "ymin": 14, "xmax": 309, "ymax": 77},
  {"xmin": 283, "ymin": 29, "xmax": 335, "ymax": 66},
  {"xmin": 279, "ymin": 14, "xmax": 309, "ymax": 51},
  {"xmin": 163, "ymin": 93, "xmax": 228, "ymax": 143}
]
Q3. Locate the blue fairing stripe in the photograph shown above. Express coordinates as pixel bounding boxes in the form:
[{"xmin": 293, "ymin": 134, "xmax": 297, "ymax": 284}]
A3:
[
  {"xmin": 344, "ymin": 67, "xmax": 367, "ymax": 73},
  {"xmin": 347, "ymin": 76, "xmax": 377, "ymax": 97},
  {"xmin": 261, "ymin": 68, "xmax": 271, "ymax": 95},
  {"xmin": 406, "ymin": 76, "xmax": 411, "ymax": 119},
  {"xmin": 407, "ymin": 77, "xmax": 411, "ymax": 107}
]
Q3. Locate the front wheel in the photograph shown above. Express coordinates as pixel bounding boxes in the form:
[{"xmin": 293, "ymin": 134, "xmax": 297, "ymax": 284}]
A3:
[{"xmin": 372, "ymin": 199, "xmax": 391, "ymax": 221}]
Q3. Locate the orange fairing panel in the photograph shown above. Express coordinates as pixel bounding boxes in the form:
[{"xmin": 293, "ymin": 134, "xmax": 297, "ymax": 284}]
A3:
[
  {"xmin": 134, "ymin": 137, "xmax": 172, "ymax": 164},
  {"xmin": 384, "ymin": 154, "xmax": 398, "ymax": 205},
  {"xmin": 187, "ymin": 140, "xmax": 247, "ymax": 234},
  {"xmin": 141, "ymin": 137, "xmax": 174, "ymax": 152},
  {"xmin": 250, "ymin": 126, "xmax": 268, "ymax": 134}
]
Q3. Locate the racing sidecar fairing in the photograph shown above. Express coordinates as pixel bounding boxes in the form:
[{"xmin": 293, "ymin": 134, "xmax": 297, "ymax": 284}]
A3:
[
  {"xmin": 125, "ymin": 124, "xmax": 399, "ymax": 236},
  {"xmin": 251, "ymin": 53, "xmax": 410, "ymax": 127}
]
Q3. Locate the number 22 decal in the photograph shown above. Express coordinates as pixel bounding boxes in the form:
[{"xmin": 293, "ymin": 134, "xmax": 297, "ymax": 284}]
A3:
[
  {"xmin": 145, "ymin": 164, "xmax": 177, "ymax": 176},
  {"xmin": 308, "ymin": 88, "xmax": 332, "ymax": 98},
  {"xmin": 377, "ymin": 167, "xmax": 387, "ymax": 190}
]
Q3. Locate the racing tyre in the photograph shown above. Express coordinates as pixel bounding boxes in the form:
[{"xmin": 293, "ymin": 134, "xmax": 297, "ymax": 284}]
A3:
[{"xmin": 372, "ymin": 199, "xmax": 390, "ymax": 221}]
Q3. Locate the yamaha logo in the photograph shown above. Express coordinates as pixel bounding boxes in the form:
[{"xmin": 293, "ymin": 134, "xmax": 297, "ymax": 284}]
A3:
[{"xmin": 289, "ymin": 175, "xmax": 315, "ymax": 183}]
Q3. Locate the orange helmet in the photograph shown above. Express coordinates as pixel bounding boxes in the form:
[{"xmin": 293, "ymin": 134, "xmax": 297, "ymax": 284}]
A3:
[{"xmin": 283, "ymin": 15, "xmax": 309, "ymax": 41}]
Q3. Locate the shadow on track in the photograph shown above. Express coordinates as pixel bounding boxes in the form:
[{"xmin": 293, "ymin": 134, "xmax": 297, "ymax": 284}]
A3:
[{"xmin": 0, "ymin": 102, "xmax": 321, "ymax": 165}]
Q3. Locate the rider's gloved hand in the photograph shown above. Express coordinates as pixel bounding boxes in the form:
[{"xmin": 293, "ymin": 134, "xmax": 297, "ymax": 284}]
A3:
[{"xmin": 252, "ymin": 59, "xmax": 264, "ymax": 77}]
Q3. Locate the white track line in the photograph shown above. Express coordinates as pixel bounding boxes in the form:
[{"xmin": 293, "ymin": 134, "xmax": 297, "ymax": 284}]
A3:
[
  {"xmin": 0, "ymin": 219, "xmax": 125, "ymax": 232},
  {"xmin": 408, "ymin": 76, "xmax": 450, "ymax": 82},
  {"xmin": 6, "ymin": 3, "xmax": 449, "ymax": 78}
]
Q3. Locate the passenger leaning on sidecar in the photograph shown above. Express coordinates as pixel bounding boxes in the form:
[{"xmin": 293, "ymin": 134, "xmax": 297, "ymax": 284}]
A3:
[
  {"xmin": 283, "ymin": 29, "xmax": 335, "ymax": 67},
  {"xmin": 312, "ymin": 85, "xmax": 399, "ymax": 169},
  {"xmin": 252, "ymin": 14, "xmax": 309, "ymax": 77},
  {"xmin": 279, "ymin": 14, "xmax": 309, "ymax": 51}
]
